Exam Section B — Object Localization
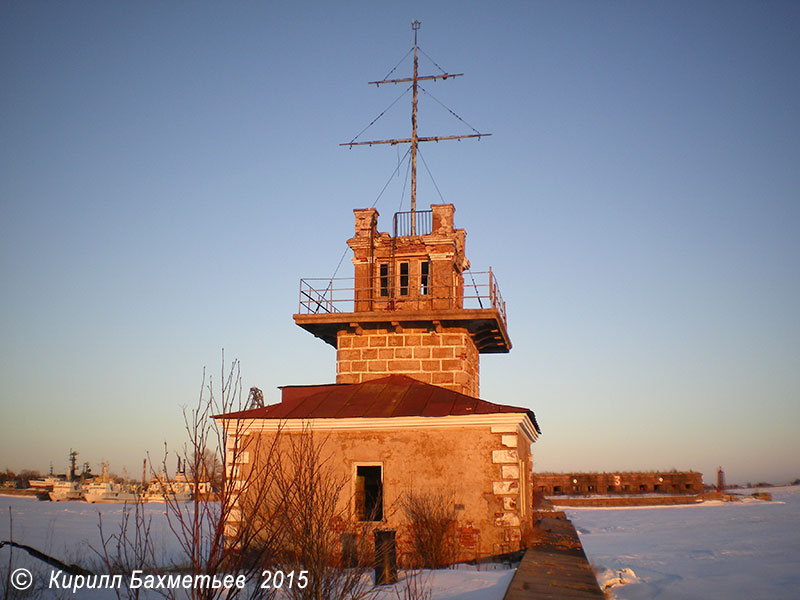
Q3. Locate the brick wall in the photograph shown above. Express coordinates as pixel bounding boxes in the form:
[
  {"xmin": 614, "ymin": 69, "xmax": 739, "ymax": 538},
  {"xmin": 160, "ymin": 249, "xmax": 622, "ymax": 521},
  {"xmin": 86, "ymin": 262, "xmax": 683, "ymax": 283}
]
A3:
[
  {"xmin": 336, "ymin": 326, "xmax": 480, "ymax": 398},
  {"xmin": 535, "ymin": 471, "xmax": 704, "ymax": 496}
]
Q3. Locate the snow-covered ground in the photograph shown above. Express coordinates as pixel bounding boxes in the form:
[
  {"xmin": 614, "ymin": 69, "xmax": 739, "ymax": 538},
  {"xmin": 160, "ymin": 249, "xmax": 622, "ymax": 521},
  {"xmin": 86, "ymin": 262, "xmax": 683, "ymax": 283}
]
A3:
[
  {"xmin": 567, "ymin": 485, "xmax": 800, "ymax": 600},
  {"xmin": 0, "ymin": 495, "xmax": 512, "ymax": 599},
  {"xmin": 5, "ymin": 488, "xmax": 798, "ymax": 599}
]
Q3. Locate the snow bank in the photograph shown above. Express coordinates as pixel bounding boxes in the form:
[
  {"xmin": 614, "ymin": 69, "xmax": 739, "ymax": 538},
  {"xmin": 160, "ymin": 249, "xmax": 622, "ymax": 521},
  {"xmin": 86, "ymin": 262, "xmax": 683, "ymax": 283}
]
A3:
[{"xmin": 567, "ymin": 485, "xmax": 800, "ymax": 599}]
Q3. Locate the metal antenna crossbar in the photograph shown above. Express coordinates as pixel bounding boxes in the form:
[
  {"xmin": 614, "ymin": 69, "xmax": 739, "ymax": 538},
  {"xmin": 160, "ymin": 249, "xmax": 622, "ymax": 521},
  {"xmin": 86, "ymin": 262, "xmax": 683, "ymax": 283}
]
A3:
[{"xmin": 340, "ymin": 21, "xmax": 491, "ymax": 234}]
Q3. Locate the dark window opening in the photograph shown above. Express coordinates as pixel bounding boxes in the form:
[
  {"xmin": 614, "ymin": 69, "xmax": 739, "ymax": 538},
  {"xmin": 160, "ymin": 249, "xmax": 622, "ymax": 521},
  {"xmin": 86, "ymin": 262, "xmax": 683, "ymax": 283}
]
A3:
[
  {"xmin": 654, "ymin": 484, "xmax": 662, "ymax": 492},
  {"xmin": 587, "ymin": 485, "xmax": 595, "ymax": 493},
  {"xmin": 553, "ymin": 486, "xmax": 562, "ymax": 495},
  {"xmin": 399, "ymin": 263, "xmax": 409, "ymax": 296},
  {"xmin": 356, "ymin": 466, "xmax": 383, "ymax": 521},
  {"xmin": 685, "ymin": 483, "xmax": 692, "ymax": 490},
  {"xmin": 607, "ymin": 485, "xmax": 616, "ymax": 493},
  {"xmin": 639, "ymin": 484, "xmax": 648, "ymax": 492},
  {"xmin": 420, "ymin": 261, "xmax": 430, "ymax": 295},
  {"xmin": 379, "ymin": 264, "xmax": 389, "ymax": 297}
]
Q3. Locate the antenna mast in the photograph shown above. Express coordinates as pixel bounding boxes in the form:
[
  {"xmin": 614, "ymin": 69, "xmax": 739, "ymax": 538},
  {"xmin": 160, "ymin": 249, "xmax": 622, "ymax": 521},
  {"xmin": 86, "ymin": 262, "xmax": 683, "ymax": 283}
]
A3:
[
  {"xmin": 411, "ymin": 19, "xmax": 420, "ymax": 231},
  {"xmin": 342, "ymin": 21, "xmax": 490, "ymax": 234}
]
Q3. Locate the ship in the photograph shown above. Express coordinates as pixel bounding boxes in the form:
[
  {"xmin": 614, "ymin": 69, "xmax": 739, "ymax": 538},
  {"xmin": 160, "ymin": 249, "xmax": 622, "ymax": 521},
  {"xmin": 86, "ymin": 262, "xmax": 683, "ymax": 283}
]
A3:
[
  {"xmin": 28, "ymin": 475, "xmax": 64, "ymax": 491},
  {"xmin": 140, "ymin": 478, "xmax": 193, "ymax": 503},
  {"xmin": 140, "ymin": 460, "xmax": 197, "ymax": 503},
  {"xmin": 83, "ymin": 480, "xmax": 138, "ymax": 504},
  {"xmin": 48, "ymin": 449, "xmax": 91, "ymax": 501},
  {"xmin": 49, "ymin": 480, "xmax": 85, "ymax": 501}
]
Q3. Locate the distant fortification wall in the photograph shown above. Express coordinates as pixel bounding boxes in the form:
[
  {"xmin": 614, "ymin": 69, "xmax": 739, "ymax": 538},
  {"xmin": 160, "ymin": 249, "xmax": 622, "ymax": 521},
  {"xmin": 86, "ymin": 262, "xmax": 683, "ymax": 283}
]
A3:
[{"xmin": 535, "ymin": 471, "xmax": 703, "ymax": 496}]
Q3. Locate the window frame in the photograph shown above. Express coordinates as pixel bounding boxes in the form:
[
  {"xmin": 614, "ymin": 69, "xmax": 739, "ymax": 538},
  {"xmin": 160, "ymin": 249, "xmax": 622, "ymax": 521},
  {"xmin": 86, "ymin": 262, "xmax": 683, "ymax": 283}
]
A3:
[
  {"xmin": 399, "ymin": 262, "xmax": 409, "ymax": 296},
  {"xmin": 379, "ymin": 264, "xmax": 390, "ymax": 297},
  {"xmin": 352, "ymin": 461, "xmax": 384, "ymax": 522},
  {"xmin": 420, "ymin": 260, "xmax": 430, "ymax": 296}
]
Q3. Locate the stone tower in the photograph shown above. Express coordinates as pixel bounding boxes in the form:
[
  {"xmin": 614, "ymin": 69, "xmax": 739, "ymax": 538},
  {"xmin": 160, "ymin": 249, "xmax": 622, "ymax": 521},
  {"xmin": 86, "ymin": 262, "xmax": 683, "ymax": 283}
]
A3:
[{"xmin": 294, "ymin": 203, "xmax": 509, "ymax": 398}]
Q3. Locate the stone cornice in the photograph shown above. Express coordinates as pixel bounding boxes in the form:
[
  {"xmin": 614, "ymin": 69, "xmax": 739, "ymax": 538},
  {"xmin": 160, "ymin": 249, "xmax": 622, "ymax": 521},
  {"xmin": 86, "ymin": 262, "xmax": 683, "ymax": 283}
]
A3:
[{"xmin": 215, "ymin": 413, "xmax": 538, "ymax": 444}]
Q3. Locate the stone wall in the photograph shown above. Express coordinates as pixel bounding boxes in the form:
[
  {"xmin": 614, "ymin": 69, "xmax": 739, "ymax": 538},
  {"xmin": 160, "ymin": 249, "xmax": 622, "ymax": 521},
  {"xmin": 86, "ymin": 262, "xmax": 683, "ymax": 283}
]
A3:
[
  {"xmin": 549, "ymin": 495, "xmax": 702, "ymax": 507},
  {"xmin": 227, "ymin": 422, "xmax": 533, "ymax": 561},
  {"xmin": 535, "ymin": 471, "xmax": 704, "ymax": 496},
  {"xmin": 336, "ymin": 326, "xmax": 480, "ymax": 398}
]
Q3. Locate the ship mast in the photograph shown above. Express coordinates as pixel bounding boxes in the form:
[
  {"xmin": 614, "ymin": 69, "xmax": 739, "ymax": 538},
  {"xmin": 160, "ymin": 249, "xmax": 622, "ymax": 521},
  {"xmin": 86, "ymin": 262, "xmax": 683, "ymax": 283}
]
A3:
[{"xmin": 342, "ymin": 21, "xmax": 490, "ymax": 234}]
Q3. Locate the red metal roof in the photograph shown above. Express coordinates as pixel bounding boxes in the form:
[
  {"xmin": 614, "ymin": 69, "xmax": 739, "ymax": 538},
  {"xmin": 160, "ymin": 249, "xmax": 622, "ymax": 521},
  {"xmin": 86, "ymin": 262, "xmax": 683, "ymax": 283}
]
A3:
[{"xmin": 216, "ymin": 374, "xmax": 540, "ymax": 433}]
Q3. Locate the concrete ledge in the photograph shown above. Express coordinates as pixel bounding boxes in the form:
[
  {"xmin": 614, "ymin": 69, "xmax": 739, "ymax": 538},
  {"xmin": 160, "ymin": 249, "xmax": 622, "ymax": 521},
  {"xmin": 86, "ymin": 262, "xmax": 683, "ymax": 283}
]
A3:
[
  {"xmin": 549, "ymin": 494, "xmax": 702, "ymax": 507},
  {"xmin": 503, "ymin": 516, "xmax": 604, "ymax": 600}
]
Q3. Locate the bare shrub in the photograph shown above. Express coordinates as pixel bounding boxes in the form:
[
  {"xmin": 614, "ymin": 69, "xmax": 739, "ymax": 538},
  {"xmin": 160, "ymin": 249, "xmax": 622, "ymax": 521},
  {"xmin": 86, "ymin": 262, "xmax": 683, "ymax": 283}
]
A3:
[
  {"xmin": 93, "ymin": 356, "xmax": 287, "ymax": 600},
  {"xmin": 158, "ymin": 356, "xmax": 288, "ymax": 599},
  {"xmin": 267, "ymin": 429, "xmax": 376, "ymax": 600},
  {"xmin": 93, "ymin": 498, "xmax": 156, "ymax": 599},
  {"xmin": 93, "ymin": 355, "xmax": 380, "ymax": 600},
  {"xmin": 392, "ymin": 568, "xmax": 432, "ymax": 600},
  {"xmin": 400, "ymin": 492, "xmax": 459, "ymax": 569}
]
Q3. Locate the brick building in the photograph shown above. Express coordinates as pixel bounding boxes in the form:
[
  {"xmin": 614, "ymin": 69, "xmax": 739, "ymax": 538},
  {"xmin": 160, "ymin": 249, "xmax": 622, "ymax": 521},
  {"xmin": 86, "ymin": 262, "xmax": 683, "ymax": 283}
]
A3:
[
  {"xmin": 218, "ymin": 190, "xmax": 548, "ymax": 566},
  {"xmin": 534, "ymin": 471, "xmax": 703, "ymax": 496},
  {"xmin": 217, "ymin": 202, "xmax": 540, "ymax": 558},
  {"xmin": 219, "ymin": 374, "xmax": 539, "ymax": 560},
  {"xmin": 294, "ymin": 203, "xmax": 510, "ymax": 398},
  {"xmin": 215, "ymin": 26, "xmax": 541, "ymax": 560}
]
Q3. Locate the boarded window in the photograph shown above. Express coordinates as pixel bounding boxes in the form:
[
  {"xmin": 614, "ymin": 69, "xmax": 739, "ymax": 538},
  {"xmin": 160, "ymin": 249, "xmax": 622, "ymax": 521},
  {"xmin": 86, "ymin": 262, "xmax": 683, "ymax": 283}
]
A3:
[
  {"xmin": 341, "ymin": 533, "xmax": 358, "ymax": 567},
  {"xmin": 355, "ymin": 465, "xmax": 383, "ymax": 521}
]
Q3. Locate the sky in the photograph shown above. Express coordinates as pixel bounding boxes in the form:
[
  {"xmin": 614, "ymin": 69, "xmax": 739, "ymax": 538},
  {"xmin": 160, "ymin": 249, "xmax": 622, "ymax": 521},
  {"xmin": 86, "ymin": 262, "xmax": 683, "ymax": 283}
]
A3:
[{"xmin": 1, "ymin": 1, "xmax": 798, "ymax": 486}]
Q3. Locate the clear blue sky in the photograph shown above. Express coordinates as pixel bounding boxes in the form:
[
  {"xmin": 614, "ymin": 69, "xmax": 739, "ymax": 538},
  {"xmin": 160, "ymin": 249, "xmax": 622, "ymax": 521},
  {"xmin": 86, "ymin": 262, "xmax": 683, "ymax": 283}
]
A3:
[{"xmin": 2, "ymin": 1, "xmax": 798, "ymax": 485}]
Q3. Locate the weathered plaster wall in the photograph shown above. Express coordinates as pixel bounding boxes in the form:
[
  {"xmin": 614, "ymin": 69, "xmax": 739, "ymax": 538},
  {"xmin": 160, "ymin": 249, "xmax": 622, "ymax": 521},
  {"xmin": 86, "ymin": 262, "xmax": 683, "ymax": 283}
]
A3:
[{"xmin": 229, "ymin": 423, "xmax": 534, "ymax": 561}]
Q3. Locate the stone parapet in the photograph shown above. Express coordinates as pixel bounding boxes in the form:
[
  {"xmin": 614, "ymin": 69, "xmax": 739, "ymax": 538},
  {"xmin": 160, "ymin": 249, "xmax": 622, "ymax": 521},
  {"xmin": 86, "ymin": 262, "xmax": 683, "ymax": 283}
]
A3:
[{"xmin": 503, "ymin": 516, "xmax": 604, "ymax": 600}]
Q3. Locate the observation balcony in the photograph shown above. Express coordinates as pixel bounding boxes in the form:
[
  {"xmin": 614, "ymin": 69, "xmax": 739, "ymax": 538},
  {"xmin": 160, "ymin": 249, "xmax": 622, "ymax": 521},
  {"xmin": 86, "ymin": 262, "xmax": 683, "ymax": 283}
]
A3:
[{"xmin": 294, "ymin": 269, "xmax": 510, "ymax": 353}]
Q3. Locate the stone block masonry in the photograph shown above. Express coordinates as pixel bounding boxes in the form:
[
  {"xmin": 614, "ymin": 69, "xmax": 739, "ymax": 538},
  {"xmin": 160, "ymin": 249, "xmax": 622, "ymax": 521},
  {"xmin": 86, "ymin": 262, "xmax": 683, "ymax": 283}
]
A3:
[
  {"xmin": 489, "ymin": 425, "xmax": 531, "ymax": 551},
  {"xmin": 336, "ymin": 326, "xmax": 480, "ymax": 397}
]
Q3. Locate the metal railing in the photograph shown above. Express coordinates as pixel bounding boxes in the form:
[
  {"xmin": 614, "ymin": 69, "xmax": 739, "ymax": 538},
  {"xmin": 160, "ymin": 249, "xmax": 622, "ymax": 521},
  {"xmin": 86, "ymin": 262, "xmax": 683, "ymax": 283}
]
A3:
[
  {"xmin": 393, "ymin": 210, "xmax": 432, "ymax": 237},
  {"xmin": 298, "ymin": 269, "xmax": 507, "ymax": 328}
]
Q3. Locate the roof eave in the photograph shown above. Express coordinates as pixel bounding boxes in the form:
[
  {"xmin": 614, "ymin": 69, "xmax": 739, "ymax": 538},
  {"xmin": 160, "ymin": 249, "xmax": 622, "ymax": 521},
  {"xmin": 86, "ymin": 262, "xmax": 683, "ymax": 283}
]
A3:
[{"xmin": 214, "ymin": 412, "xmax": 539, "ymax": 443}]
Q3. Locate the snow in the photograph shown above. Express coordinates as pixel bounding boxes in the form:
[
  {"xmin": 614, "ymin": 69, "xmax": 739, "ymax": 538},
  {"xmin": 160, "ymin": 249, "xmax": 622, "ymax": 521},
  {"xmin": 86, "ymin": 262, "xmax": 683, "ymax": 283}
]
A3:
[
  {"xmin": 373, "ymin": 565, "xmax": 514, "ymax": 600},
  {"xmin": 0, "ymin": 496, "xmax": 512, "ymax": 599},
  {"xmin": 566, "ymin": 485, "xmax": 800, "ymax": 600},
  {"xmin": 6, "ymin": 488, "xmax": 798, "ymax": 598},
  {"xmin": 0, "ymin": 496, "xmax": 177, "ymax": 560}
]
